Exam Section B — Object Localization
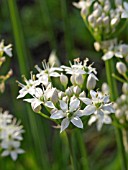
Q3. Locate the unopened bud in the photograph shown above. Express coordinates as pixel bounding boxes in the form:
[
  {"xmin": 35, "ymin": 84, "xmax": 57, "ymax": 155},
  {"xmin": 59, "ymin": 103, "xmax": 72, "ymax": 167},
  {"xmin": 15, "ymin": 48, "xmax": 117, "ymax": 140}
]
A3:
[
  {"xmin": 58, "ymin": 91, "xmax": 65, "ymax": 99},
  {"xmin": 60, "ymin": 73, "xmax": 68, "ymax": 86},
  {"xmin": 111, "ymin": 16, "xmax": 120, "ymax": 27},
  {"xmin": 119, "ymin": 44, "xmax": 128, "ymax": 56},
  {"xmin": 49, "ymin": 51, "xmax": 60, "ymax": 67},
  {"xmin": 73, "ymin": 86, "xmax": 81, "ymax": 95},
  {"xmin": 116, "ymin": 62, "xmax": 127, "ymax": 75},
  {"xmin": 116, "ymin": 109, "xmax": 123, "ymax": 118},
  {"xmin": 51, "ymin": 88, "xmax": 59, "ymax": 104},
  {"xmin": 87, "ymin": 74, "xmax": 96, "ymax": 90},
  {"xmin": 65, "ymin": 87, "xmax": 73, "ymax": 97},
  {"xmin": 70, "ymin": 75, "xmax": 76, "ymax": 85},
  {"xmin": 75, "ymin": 74, "xmax": 84, "ymax": 85},
  {"xmin": 94, "ymin": 42, "xmax": 101, "ymax": 51},
  {"xmin": 62, "ymin": 96, "xmax": 68, "ymax": 103},
  {"xmin": 31, "ymin": 103, "xmax": 41, "ymax": 113},
  {"xmin": 122, "ymin": 83, "xmax": 128, "ymax": 95},
  {"xmin": 102, "ymin": 82, "xmax": 109, "ymax": 95},
  {"xmin": 79, "ymin": 91, "xmax": 86, "ymax": 98},
  {"xmin": 103, "ymin": 16, "xmax": 110, "ymax": 25}
]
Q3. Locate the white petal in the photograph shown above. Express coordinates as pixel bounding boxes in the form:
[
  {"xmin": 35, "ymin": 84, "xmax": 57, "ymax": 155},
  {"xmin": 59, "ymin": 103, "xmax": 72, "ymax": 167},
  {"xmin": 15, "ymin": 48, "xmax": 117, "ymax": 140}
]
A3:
[
  {"xmin": 31, "ymin": 99, "xmax": 42, "ymax": 110},
  {"xmin": 45, "ymin": 101, "xmax": 55, "ymax": 109},
  {"xmin": 103, "ymin": 95, "xmax": 110, "ymax": 103},
  {"xmin": 60, "ymin": 118, "xmax": 70, "ymax": 133},
  {"xmin": 79, "ymin": 97, "xmax": 92, "ymax": 105},
  {"xmin": 97, "ymin": 119, "xmax": 103, "ymax": 131},
  {"xmin": 90, "ymin": 90, "xmax": 97, "ymax": 99},
  {"xmin": 1, "ymin": 150, "xmax": 9, "ymax": 157},
  {"xmin": 115, "ymin": 52, "xmax": 123, "ymax": 58},
  {"xmin": 17, "ymin": 149, "xmax": 25, "ymax": 154},
  {"xmin": 50, "ymin": 110, "xmax": 64, "ymax": 119},
  {"xmin": 103, "ymin": 115, "xmax": 112, "ymax": 124},
  {"xmin": 71, "ymin": 116, "xmax": 83, "ymax": 128},
  {"xmin": 75, "ymin": 110, "xmax": 84, "ymax": 117},
  {"xmin": 11, "ymin": 151, "xmax": 17, "ymax": 161},
  {"xmin": 102, "ymin": 51, "xmax": 114, "ymax": 61},
  {"xmin": 59, "ymin": 100, "xmax": 68, "ymax": 112},
  {"xmin": 69, "ymin": 99, "xmax": 80, "ymax": 112},
  {"xmin": 83, "ymin": 105, "xmax": 96, "ymax": 115},
  {"xmin": 101, "ymin": 103, "xmax": 115, "ymax": 113},
  {"xmin": 23, "ymin": 98, "xmax": 34, "ymax": 103},
  {"xmin": 121, "ymin": 11, "xmax": 128, "ymax": 18},
  {"xmin": 50, "ymin": 72, "xmax": 60, "ymax": 77},
  {"xmin": 88, "ymin": 115, "xmax": 97, "ymax": 126},
  {"xmin": 124, "ymin": 2, "xmax": 128, "ymax": 11}
]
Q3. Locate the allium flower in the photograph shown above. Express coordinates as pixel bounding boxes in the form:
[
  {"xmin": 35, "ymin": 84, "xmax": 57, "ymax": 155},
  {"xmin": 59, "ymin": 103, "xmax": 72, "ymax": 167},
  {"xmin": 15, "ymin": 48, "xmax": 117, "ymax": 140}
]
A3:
[
  {"xmin": 80, "ymin": 90, "xmax": 115, "ymax": 130},
  {"xmin": 0, "ymin": 109, "xmax": 24, "ymax": 160},
  {"xmin": 35, "ymin": 60, "xmax": 63, "ymax": 86},
  {"xmin": 17, "ymin": 73, "xmax": 40, "ymax": 99},
  {"xmin": 0, "ymin": 40, "xmax": 12, "ymax": 57},
  {"xmin": 49, "ymin": 99, "xmax": 84, "ymax": 132},
  {"xmin": 121, "ymin": 2, "xmax": 128, "ymax": 18}
]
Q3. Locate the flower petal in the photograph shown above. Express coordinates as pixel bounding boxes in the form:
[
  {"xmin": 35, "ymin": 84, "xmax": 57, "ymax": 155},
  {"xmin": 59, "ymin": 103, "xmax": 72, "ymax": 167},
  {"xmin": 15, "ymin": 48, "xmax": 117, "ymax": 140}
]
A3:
[
  {"xmin": 79, "ymin": 97, "xmax": 92, "ymax": 105},
  {"xmin": 103, "ymin": 115, "xmax": 112, "ymax": 124},
  {"xmin": 69, "ymin": 99, "xmax": 80, "ymax": 112},
  {"xmin": 60, "ymin": 118, "xmax": 70, "ymax": 133},
  {"xmin": 101, "ymin": 103, "xmax": 115, "ymax": 113},
  {"xmin": 102, "ymin": 51, "xmax": 114, "ymax": 61},
  {"xmin": 71, "ymin": 116, "xmax": 83, "ymax": 128},
  {"xmin": 59, "ymin": 100, "xmax": 68, "ymax": 112},
  {"xmin": 50, "ymin": 110, "xmax": 64, "ymax": 119},
  {"xmin": 83, "ymin": 105, "xmax": 96, "ymax": 115},
  {"xmin": 90, "ymin": 90, "xmax": 97, "ymax": 99},
  {"xmin": 88, "ymin": 115, "xmax": 97, "ymax": 126},
  {"xmin": 45, "ymin": 101, "xmax": 55, "ymax": 109}
]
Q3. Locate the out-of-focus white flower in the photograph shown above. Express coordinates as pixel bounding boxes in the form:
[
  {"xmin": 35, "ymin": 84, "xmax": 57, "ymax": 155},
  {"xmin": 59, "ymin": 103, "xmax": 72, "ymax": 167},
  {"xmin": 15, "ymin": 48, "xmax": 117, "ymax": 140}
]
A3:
[
  {"xmin": 48, "ymin": 50, "xmax": 60, "ymax": 67},
  {"xmin": 122, "ymin": 83, "xmax": 128, "ymax": 95},
  {"xmin": 80, "ymin": 90, "xmax": 114, "ymax": 130},
  {"xmin": 102, "ymin": 82, "xmax": 110, "ymax": 95},
  {"xmin": 0, "ymin": 109, "xmax": 24, "ymax": 160},
  {"xmin": 121, "ymin": 2, "xmax": 128, "ymax": 18},
  {"xmin": 49, "ymin": 99, "xmax": 84, "ymax": 132},
  {"xmin": 0, "ymin": 40, "xmax": 12, "ymax": 57},
  {"xmin": 116, "ymin": 62, "xmax": 127, "ymax": 75}
]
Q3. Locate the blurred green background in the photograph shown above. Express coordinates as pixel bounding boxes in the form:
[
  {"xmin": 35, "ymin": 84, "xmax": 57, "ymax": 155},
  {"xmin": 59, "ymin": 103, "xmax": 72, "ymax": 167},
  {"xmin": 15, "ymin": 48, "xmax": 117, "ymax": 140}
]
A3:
[{"xmin": 0, "ymin": 0, "xmax": 128, "ymax": 170}]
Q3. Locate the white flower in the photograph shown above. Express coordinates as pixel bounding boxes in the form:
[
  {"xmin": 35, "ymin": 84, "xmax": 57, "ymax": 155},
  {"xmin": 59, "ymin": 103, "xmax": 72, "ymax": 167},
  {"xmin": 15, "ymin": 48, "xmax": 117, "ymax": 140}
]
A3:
[
  {"xmin": 49, "ymin": 99, "xmax": 84, "ymax": 132},
  {"xmin": 80, "ymin": 90, "xmax": 114, "ymax": 129},
  {"xmin": 121, "ymin": 2, "xmax": 128, "ymax": 18},
  {"xmin": 0, "ymin": 109, "xmax": 24, "ymax": 160},
  {"xmin": 0, "ymin": 40, "xmax": 12, "ymax": 57},
  {"xmin": 35, "ymin": 60, "xmax": 63, "ymax": 86},
  {"xmin": 88, "ymin": 114, "xmax": 112, "ymax": 131},
  {"xmin": 17, "ymin": 73, "xmax": 40, "ymax": 99}
]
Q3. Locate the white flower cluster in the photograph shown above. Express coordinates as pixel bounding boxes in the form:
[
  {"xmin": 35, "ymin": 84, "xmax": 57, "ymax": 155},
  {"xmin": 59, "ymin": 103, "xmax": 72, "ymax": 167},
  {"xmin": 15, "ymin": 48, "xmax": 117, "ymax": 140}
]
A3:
[
  {"xmin": 74, "ymin": 0, "xmax": 128, "ymax": 39},
  {"xmin": 114, "ymin": 83, "xmax": 128, "ymax": 123},
  {"xmin": 17, "ymin": 58, "xmax": 115, "ymax": 132},
  {"xmin": 0, "ymin": 108, "xmax": 24, "ymax": 160},
  {"xmin": 0, "ymin": 40, "xmax": 13, "ymax": 93}
]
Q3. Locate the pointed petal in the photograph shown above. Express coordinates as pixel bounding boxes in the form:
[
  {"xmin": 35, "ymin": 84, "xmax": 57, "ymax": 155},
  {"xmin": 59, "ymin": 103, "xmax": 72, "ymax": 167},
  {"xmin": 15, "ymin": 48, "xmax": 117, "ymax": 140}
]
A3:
[
  {"xmin": 101, "ymin": 103, "xmax": 115, "ymax": 113},
  {"xmin": 103, "ymin": 95, "xmax": 110, "ymax": 103},
  {"xmin": 97, "ymin": 119, "xmax": 103, "ymax": 131},
  {"xmin": 50, "ymin": 110, "xmax": 64, "ymax": 119},
  {"xmin": 83, "ymin": 105, "xmax": 96, "ymax": 115},
  {"xmin": 103, "ymin": 115, "xmax": 112, "ymax": 124},
  {"xmin": 69, "ymin": 99, "xmax": 80, "ymax": 112},
  {"xmin": 60, "ymin": 118, "xmax": 70, "ymax": 133},
  {"xmin": 71, "ymin": 116, "xmax": 83, "ymax": 128},
  {"xmin": 121, "ymin": 11, "xmax": 128, "ymax": 18},
  {"xmin": 50, "ymin": 72, "xmax": 60, "ymax": 77},
  {"xmin": 1, "ymin": 150, "xmax": 9, "ymax": 157},
  {"xmin": 11, "ymin": 151, "xmax": 17, "ymax": 161},
  {"xmin": 90, "ymin": 90, "xmax": 97, "ymax": 98},
  {"xmin": 124, "ymin": 2, "xmax": 128, "ymax": 10},
  {"xmin": 79, "ymin": 97, "xmax": 92, "ymax": 105},
  {"xmin": 88, "ymin": 115, "xmax": 97, "ymax": 126},
  {"xmin": 102, "ymin": 51, "xmax": 114, "ymax": 61},
  {"xmin": 59, "ymin": 100, "xmax": 68, "ymax": 112},
  {"xmin": 115, "ymin": 52, "xmax": 123, "ymax": 58},
  {"xmin": 45, "ymin": 101, "xmax": 55, "ymax": 109}
]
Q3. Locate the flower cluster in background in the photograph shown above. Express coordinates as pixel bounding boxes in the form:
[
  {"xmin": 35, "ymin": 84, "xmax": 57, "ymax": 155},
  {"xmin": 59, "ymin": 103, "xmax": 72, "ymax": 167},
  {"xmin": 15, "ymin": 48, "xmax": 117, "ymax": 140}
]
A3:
[
  {"xmin": 73, "ymin": 0, "xmax": 128, "ymax": 40},
  {"xmin": 0, "ymin": 108, "xmax": 24, "ymax": 160},
  {"xmin": 0, "ymin": 40, "xmax": 13, "ymax": 93},
  {"xmin": 17, "ymin": 58, "xmax": 115, "ymax": 132}
]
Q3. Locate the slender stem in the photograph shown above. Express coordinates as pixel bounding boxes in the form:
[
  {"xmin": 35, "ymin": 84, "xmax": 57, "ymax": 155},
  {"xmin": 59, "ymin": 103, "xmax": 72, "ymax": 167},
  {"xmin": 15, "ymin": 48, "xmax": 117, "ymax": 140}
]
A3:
[
  {"xmin": 112, "ymin": 73, "xmax": 126, "ymax": 83},
  {"xmin": 38, "ymin": 111, "xmax": 58, "ymax": 124},
  {"xmin": 105, "ymin": 59, "xmax": 127, "ymax": 170}
]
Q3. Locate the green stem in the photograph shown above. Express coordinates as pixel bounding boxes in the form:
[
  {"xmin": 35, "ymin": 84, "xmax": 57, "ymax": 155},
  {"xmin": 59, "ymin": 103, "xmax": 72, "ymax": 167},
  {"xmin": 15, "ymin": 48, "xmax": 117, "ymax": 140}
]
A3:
[
  {"xmin": 112, "ymin": 73, "xmax": 126, "ymax": 83},
  {"xmin": 105, "ymin": 59, "xmax": 127, "ymax": 170},
  {"xmin": 38, "ymin": 111, "xmax": 58, "ymax": 124}
]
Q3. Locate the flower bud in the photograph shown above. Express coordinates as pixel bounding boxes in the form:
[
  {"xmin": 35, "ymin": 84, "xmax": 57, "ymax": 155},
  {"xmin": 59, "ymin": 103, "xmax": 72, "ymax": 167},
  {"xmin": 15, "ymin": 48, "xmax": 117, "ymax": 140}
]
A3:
[
  {"xmin": 65, "ymin": 87, "xmax": 73, "ymax": 97},
  {"xmin": 58, "ymin": 91, "xmax": 65, "ymax": 99},
  {"xmin": 31, "ymin": 103, "xmax": 41, "ymax": 113},
  {"xmin": 87, "ymin": 74, "xmax": 96, "ymax": 90},
  {"xmin": 79, "ymin": 91, "xmax": 86, "ymax": 98},
  {"xmin": 103, "ymin": 16, "xmax": 109, "ymax": 26},
  {"xmin": 70, "ymin": 75, "xmax": 75, "ymax": 85},
  {"xmin": 125, "ymin": 56, "xmax": 128, "ymax": 63},
  {"xmin": 50, "ymin": 88, "xmax": 59, "ymax": 104},
  {"xmin": 93, "ymin": 8, "xmax": 102, "ymax": 18},
  {"xmin": 49, "ymin": 51, "xmax": 60, "ymax": 67},
  {"xmin": 73, "ymin": 86, "xmax": 81, "ymax": 95},
  {"xmin": 115, "ymin": 109, "xmax": 123, "ymax": 118},
  {"xmin": 75, "ymin": 74, "xmax": 84, "ymax": 85},
  {"xmin": 88, "ymin": 14, "xmax": 95, "ymax": 24},
  {"xmin": 60, "ymin": 73, "xmax": 68, "ymax": 86},
  {"xmin": 111, "ymin": 16, "xmax": 120, "ymax": 27},
  {"xmin": 116, "ymin": 62, "xmax": 127, "ymax": 75},
  {"xmin": 62, "ymin": 96, "xmax": 68, "ymax": 103},
  {"xmin": 119, "ymin": 44, "xmax": 128, "ymax": 56},
  {"xmin": 102, "ymin": 82, "xmax": 109, "ymax": 95},
  {"xmin": 94, "ymin": 42, "xmax": 101, "ymax": 51},
  {"xmin": 122, "ymin": 83, "xmax": 128, "ymax": 95}
]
